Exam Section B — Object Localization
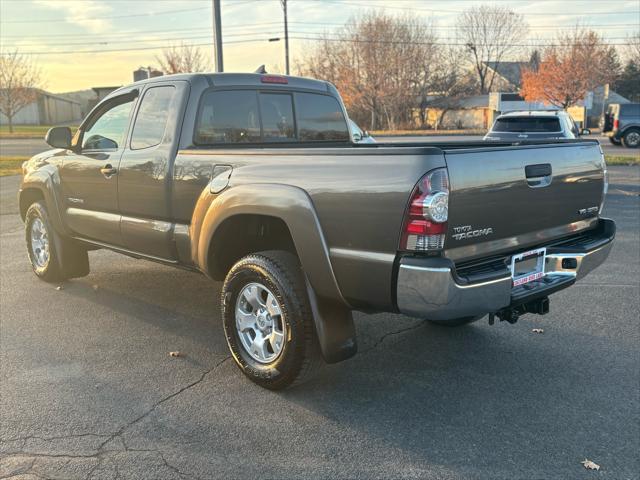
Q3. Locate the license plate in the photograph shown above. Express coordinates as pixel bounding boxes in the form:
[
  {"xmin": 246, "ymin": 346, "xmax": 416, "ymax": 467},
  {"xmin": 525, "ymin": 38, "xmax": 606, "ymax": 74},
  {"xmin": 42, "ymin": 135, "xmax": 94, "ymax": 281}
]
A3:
[{"xmin": 510, "ymin": 247, "xmax": 546, "ymax": 286}]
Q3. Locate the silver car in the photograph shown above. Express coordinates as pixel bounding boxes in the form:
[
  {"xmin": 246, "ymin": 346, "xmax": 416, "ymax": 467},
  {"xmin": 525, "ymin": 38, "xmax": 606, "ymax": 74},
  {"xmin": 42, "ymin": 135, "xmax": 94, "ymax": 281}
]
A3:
[
  {"xmin": 484, "ymin": 110, "xmax": 589, "ymax": 141},
  {"xmin": 349, "ymin": 119, "xmax": 376, "ymax": 143}
]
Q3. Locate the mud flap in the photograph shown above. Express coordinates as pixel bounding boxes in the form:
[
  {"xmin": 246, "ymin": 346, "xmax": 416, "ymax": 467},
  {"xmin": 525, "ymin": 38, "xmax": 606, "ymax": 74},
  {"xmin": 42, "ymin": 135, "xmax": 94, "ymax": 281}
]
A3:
[
  {"xmin": 305, "ymin": 278, "xmax": 357, "ymax": 364},
  {"xmin": 52, "ymin": 227, "xmax": 90, "ymax": 279}
]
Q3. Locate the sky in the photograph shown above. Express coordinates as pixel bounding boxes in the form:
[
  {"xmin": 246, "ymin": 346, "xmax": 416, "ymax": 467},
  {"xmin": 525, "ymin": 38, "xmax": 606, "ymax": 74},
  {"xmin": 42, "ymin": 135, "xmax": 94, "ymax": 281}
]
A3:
[{"xmin": 1, "ymin": 0, "xmax": 639, "ymax": 93}]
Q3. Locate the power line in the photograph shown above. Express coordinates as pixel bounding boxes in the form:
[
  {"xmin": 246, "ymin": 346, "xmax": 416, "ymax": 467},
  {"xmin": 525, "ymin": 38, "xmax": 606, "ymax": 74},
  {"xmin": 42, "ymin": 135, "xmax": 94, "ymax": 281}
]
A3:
[
  {"xmin": 1, "ymin": 6, "xmax": 209, "ymax": 23},
  {"xmin": 320, "ymin": 0, "xmax": 634, "ymax": 16},
  {"xmin": 6, "ymin": 31, "xmax": 284, "ymax": 48},
  {"xmin": 4, "ymin": 35, "xmax": 634, "ymax": 56},
  {"xmin": 1, "ymin": 20, "xmax": 637, "ymax": 40},
  {"xmin": 0, "ymin": 22, "xmax": 284, "ymax": 39}
]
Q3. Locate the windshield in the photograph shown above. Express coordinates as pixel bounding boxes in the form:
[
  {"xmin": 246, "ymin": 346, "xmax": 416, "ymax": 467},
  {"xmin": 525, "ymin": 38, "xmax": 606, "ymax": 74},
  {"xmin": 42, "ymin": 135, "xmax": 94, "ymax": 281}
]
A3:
[{"xmin": 492, "ymin": 116, "xmax": 561, "ymax": 133}]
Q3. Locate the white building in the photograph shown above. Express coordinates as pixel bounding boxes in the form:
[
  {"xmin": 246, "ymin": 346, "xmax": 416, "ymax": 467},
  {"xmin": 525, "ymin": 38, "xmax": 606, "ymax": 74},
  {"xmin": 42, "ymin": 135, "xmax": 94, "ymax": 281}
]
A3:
[{"xmin": 0, "ymin": 89, "xmax": 83, "ymax": 126}]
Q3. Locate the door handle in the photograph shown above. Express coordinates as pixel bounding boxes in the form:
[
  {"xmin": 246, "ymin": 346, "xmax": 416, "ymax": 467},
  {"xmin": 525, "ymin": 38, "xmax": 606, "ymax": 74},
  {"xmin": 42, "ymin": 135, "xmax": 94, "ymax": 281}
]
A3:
[
  {"xmin": 100, "ymin": 164, "xmax": 117, "ymax": 177},
  {"xmin": 525, "ymin": 163, "xmax": 552, "ymax": 188}
]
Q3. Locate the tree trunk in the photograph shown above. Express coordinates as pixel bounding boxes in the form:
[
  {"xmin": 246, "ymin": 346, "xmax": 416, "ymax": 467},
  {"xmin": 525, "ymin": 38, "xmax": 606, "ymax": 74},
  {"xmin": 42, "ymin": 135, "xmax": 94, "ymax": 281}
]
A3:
[
  {"xmin": 8, "ymin": 115, "xmax": 13, "ymax": 133},
  {"xmin": 437, "ymin": 109, "xmax": 449, "ymax": 130}
]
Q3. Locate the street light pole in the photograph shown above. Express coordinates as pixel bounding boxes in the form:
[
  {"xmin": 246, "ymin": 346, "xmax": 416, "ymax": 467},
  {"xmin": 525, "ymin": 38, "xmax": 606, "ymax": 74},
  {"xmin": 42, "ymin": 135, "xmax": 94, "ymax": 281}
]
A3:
[
  {"xmin": 212, "ymin": 0, "xmax": 223, "ymax": 72},
  {"xmin": 280, "ymin": 0, "xmax": 290, "ymax": 75}
]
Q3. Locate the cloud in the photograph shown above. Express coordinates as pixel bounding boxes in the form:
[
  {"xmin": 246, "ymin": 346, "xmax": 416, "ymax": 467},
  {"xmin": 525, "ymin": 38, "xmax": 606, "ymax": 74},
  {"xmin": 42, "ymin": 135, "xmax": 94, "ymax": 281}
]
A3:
[{"xmin": 33, "ymin": 0, "xmax": 113, "ymax": 33}]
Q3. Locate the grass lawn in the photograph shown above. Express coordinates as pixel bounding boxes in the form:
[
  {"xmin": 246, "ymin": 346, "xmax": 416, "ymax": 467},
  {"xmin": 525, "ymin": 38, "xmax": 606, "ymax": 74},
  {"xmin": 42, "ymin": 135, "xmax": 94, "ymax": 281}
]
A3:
[
  {"xmin": 0, "ymin": 125, "xmax": 77, "ymax": 139},
  {"xmin": 605, "ymin": 154, "xmax": 640, "ymax": 166},
  {"xmin": 0, "ymin": 156, "xmax": 28, "ymax": 176}
]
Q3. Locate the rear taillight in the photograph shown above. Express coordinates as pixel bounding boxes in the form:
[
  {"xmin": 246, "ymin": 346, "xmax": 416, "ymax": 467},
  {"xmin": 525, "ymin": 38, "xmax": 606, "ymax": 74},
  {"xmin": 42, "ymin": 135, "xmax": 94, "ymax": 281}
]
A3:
[
  {"xmin": 613, "ymin": 119, "xmax": 619, "ymax": 130},
  {"xmin": 400, "ymin": 168, "xmax": 449, "ymax": 251}
]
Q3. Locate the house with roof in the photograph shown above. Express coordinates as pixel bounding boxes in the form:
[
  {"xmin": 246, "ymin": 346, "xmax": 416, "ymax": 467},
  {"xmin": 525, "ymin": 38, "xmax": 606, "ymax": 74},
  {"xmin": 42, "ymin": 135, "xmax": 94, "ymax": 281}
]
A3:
[{"xmin": 482, "ymin": 61, "xmax": 529, "ymax": 92}]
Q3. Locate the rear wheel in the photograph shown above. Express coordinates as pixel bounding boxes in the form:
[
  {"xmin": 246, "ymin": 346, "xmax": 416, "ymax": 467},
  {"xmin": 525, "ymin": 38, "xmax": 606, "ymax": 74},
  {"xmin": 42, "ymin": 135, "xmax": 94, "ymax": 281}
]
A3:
[
  {"xmin": 608, "ymin": 137, "xmax": 622, "ymax": 146},
  {"xmin": 25, "ymin": 202, "xmax": 89, "ymax": 283},
  {"xmin": 622, "ymin": 129, "xmax": 640, "ymax": 148},
  {"xmin": 427, "ymin": 315, "xmax": 483, "ymax": 327},
  {"xmin": 221, "ymin": 251, "xmax": 322, "ymax": 390}
]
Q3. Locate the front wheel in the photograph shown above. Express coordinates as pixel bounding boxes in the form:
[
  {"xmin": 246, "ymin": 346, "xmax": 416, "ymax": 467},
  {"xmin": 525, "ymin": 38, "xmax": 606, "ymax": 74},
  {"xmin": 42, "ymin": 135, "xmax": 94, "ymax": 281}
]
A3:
[
  {"xmin": 25, "ymin": 201, "xmax": 89, "ymax": 283},
  {"xmin": 221, "ymin": 251, "xmax": 322, "ymax": 390}
]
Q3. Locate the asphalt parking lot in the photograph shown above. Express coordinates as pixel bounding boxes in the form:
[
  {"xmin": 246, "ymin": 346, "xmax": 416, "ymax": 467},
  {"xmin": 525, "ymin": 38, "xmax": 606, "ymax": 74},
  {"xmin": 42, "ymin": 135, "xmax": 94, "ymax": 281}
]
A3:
[{"xmin": 1, "ymin": 167, "xmax": 638, "ymax": 479}]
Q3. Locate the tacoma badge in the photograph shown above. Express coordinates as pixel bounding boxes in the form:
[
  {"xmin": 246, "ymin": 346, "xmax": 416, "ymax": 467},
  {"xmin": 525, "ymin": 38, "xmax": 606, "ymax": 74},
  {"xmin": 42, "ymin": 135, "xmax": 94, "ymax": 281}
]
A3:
[{"xmin": 452, "ymin": 225, "xmax": 494, "ymax": 241}]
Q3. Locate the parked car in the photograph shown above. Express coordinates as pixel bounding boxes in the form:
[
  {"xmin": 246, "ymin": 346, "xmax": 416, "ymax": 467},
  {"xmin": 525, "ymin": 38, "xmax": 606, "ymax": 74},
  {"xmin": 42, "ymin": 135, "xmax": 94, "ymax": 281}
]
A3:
[
  {"xmin": 484, "ymin": 110, "xmax": 589, "ymax": 141},
  {"xmin": 601, "ymin": 103, "xmax": 640, "ymax": 148},
  {"xmin": 20, "ymin": 73, "xmax": 614, "ymax": 390},
  {"xmin": 348, "ymin": 119, "xmax": 375, "ymax": 143}
]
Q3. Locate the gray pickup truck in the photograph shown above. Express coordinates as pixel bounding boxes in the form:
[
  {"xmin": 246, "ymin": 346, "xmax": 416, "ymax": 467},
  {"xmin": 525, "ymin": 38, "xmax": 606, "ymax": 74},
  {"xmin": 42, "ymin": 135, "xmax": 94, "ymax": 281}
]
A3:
[{"xmin": 20, "ymin": 73, "xmax": 615, "ymax": 389}]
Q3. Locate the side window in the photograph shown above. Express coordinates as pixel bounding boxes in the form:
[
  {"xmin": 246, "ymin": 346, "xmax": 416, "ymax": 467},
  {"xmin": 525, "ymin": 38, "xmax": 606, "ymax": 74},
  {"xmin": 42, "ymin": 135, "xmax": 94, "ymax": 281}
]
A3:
[
  {"xmin": 259, "ymin": 93, "xmax": 295, "ymax": 141},
  {"xmin": 82, "ymin": 98, "xmax": 135, "ymax": 150},
  {"xmin": 131, "ymin": 86, "xmax": 176, "ymax": 150},
  {"xmin": 295, "ymin": 93, "xmax": 349, "ymax": 141},
  {"xmin": 195, "ymin": 90, "xmax": 260, "ymax": 144}
]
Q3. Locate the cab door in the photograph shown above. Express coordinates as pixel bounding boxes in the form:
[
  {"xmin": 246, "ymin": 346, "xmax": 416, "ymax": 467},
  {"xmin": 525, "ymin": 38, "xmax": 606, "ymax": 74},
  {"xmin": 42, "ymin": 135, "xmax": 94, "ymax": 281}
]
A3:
[
  {"xmin": 117, "ymin": 81, "xmax": 188, "ymax": 259},
  {"xmin": 59, "ymin": 90, "xmax": 137, "ymax": 245}
]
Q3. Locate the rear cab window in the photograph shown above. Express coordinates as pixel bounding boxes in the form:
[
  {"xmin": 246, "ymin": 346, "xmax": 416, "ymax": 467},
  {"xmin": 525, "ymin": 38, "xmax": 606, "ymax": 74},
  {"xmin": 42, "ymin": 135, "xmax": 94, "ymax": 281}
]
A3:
[
  {"xmin": 194, "ymin": 88, "xmax": 349, "ymax": 145},
  {"xmin": 131, "ymin": 86, "xmax": 177, "ymax": 150},
  {"xmin": 493, "ymin": 116, "xmax": 561, "ymax": 133}
]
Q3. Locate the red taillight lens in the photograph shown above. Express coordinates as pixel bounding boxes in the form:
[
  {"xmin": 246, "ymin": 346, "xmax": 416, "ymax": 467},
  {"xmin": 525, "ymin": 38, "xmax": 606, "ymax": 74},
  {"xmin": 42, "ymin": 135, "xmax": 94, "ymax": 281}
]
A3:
[
  {"xmin": 400, "ymin": 168, "xmax": 449, "ymax": 251},
  {"xmin": 613, "ymin": 119, "xmax": 619, "ymax": 130}
]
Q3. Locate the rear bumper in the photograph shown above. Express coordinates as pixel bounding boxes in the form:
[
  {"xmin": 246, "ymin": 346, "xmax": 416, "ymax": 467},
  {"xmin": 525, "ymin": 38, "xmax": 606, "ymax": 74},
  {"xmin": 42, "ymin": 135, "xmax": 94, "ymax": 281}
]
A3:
[
  {"xmin": 396, "ymin": 219, "xmax": 615, "ymax": 321},
  {"xmin": 606, "ymin": 130, "xmax": 622, "ymax": 140}
]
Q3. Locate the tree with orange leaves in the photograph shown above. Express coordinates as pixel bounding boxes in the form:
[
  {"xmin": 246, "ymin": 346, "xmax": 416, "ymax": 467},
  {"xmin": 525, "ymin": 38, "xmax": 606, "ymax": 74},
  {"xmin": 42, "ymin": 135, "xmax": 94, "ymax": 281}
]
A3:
[{"xmin": 521, "ymin": 29, "xmax": 620, "ymax": 108}]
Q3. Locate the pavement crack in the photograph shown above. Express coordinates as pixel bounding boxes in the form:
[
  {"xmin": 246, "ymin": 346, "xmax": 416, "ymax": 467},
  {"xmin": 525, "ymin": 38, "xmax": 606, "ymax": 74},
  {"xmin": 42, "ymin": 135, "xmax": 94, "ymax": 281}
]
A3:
[
  {"xmin": 97, "ymin": 356, "xmax": 230, "ymax": 452},
  {"xmin": 360, "ymin": 321, "xmax": 424, "ymax": 354},
  {"xmin": 2, "ymin": 358, "xmax": 229, "ymax": 480}
]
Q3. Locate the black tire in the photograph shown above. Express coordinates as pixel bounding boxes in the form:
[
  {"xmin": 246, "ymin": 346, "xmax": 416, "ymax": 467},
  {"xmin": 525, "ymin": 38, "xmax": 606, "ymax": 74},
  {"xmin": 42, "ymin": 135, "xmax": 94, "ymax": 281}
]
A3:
[
  {"xmin": 221, "ymin": 250, "xmax": 322, "ymax": 390},
  {"xmin": 622, "ymin": 129, "xmax": 640, "ymax": 148},
  {"xmin": 427, "ymin": 315, "xmax": 484, "ymax": 327},
  {"xmin": 608, "ymin": 137, "xmax": 622, "ymax": 146},
  {"xmin": 25, "ymin": 201, "xmax": 89, "ymax": 283}
]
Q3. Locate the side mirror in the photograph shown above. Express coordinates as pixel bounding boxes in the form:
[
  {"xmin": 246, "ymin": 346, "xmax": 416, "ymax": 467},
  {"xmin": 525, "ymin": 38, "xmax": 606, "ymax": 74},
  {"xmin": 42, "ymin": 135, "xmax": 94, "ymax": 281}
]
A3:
[
  {"xmin": 45, "ymin": 127, "xmax": 72, "ymax": 149},
  {"xmin": 352, "ymin": 132, "xmax": 362, "ymax": 142},
  {"xmin": 581, "ymin": 128, "xmax": 591, "ymax": 136}
]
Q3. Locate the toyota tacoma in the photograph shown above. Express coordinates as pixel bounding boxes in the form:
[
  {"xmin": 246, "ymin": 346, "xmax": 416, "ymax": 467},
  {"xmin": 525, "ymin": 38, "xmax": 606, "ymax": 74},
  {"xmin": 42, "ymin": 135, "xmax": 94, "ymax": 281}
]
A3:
[{"xmin": 19, "ymin": 73, "xmax": 615, "ymax": 389}]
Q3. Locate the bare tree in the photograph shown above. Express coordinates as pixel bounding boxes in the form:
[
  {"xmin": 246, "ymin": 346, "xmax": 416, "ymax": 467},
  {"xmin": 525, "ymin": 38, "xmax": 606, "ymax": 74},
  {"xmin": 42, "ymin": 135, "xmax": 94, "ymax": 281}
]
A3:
[
  {"xmin": 298, "ymin": 12, "xmax": 440, "ymax": 130},
  {"xmin": 428, "ymin": 47, "xmax": 478, "ymax": 129},
  {"xmin": 629, "ymin": 33, "xmax": 640, "ymax": 65},
  {"xmin": 0, "ymin": 51, "xmax": 42, "ymax": 133},
  {"xmin": 156, "ymin": 43, "xmax": 207, "ymax": 74},
  {"xmin": 457, "ymin": 5, "xmax": 528, "ymax": 94}
]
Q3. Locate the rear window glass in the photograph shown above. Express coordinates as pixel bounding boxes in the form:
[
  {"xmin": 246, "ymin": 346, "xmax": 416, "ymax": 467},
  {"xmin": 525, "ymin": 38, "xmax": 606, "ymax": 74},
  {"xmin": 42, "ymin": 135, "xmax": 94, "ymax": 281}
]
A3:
[
  {"xmin": 493, "ymin": 116, "xmax": 561, "ymax": 133},
  {"xmin": 295, "ymin": 93, "xmax": 349, "ymax": 141},
  {"xmin": 131, "ymin": 86, "xmax": 176, "ymax": 150},
  {"xmin": 195, "ymin": 90, "xmax": 260, "ymax": 144},
  {"xmin": 620, "ymin": 104, "xmax": 640, "ymax": 116},
  {"xmin": 259, "ymin": 93, "xmax": 295, "ymax": 141}
]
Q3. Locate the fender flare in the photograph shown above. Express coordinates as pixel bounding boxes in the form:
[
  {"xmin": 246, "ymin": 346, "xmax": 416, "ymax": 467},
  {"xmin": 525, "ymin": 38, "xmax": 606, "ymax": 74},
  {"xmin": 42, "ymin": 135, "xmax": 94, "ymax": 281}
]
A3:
[
  {"xmin": 195, "ymin": 184, "xmax": 357, "ymax": 363},
  {"xmin": 19, "ymin": 168, "xmax": 67, "ymax": 235}
]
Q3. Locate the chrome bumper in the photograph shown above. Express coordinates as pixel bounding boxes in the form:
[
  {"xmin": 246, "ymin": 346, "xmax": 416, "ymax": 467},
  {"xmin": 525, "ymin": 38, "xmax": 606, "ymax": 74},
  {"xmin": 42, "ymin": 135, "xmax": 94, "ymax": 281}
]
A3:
[{"xmin": 396, "ymin": 220, "xmax": 615, "ymax": 321}]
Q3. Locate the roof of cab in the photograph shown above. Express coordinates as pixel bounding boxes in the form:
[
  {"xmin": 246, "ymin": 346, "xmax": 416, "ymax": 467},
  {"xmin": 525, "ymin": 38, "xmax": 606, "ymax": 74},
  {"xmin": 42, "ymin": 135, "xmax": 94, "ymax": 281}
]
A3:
[
  {"xmin": 497, "ymin": 109, "xmax": 567, "ymax": 118},
  {"xmin": 126, "ymin": 72, "xmax": 332, "ymax": 92}
]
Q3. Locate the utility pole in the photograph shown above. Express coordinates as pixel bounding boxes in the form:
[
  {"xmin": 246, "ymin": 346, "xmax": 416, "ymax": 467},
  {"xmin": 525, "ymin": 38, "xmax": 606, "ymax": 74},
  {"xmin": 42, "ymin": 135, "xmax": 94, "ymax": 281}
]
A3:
[
  {"xmin": 280, "ymin": 0, "xmax": 290, "ymax": 75},
  {"xmin": 212, "ymin": 0, "xmax": 223, "ymax": 72}
]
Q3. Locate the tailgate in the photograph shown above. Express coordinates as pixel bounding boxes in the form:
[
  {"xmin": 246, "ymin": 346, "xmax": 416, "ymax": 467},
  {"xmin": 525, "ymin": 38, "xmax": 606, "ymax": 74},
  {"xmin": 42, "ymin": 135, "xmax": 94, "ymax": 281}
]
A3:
[{"xmin": 443, "ymin": 142, "xmax": 606, "ymax": 262}]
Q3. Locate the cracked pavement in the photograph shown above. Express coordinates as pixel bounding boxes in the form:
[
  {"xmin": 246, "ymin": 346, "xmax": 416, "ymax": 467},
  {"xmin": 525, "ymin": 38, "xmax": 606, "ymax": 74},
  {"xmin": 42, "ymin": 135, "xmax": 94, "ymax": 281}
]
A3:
[{"xmin": 1, "ymin": 167, "xmax": 639, "ymax": 479}]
